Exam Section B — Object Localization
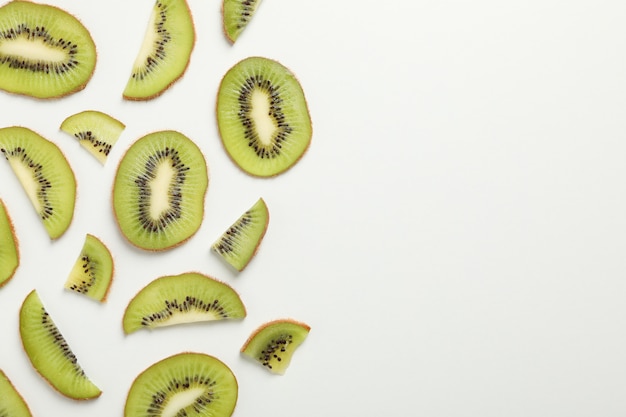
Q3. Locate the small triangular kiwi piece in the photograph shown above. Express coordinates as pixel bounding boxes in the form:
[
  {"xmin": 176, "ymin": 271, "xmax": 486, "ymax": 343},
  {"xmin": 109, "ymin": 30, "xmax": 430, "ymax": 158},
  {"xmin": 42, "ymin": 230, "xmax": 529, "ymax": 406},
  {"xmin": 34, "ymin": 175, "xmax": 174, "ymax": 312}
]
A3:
[
  {"xmin": 0, "ymin": 369, "xmax": 33, "ymax": 417},
  {"xmin": 123, "ymin": 272, "xmax": 246, "ymax": 334},
  {"xmin": 60, "ymin": 110, "xmax": 125, "ymax": 164},
  {"xmin": 0, "ymin": 127, "xmax": 76, "ymax": 239},
  {"xmin": 64, "ymin": 234, "xmax": 114, "ymax": 302},
  {"xmin": 0, "ymin": 199, "xmax": 19, "ymax": 288},
  {"xmin": 212, "ymin": 198, "xmax": 269, "ymax": 272},
  {"xmin": 19, "ymin": 290, "xmax": 101, "ymax": 400},
  {"xmin": 222, "ymin": 0, "xmax": 263, "ymax": 43}
]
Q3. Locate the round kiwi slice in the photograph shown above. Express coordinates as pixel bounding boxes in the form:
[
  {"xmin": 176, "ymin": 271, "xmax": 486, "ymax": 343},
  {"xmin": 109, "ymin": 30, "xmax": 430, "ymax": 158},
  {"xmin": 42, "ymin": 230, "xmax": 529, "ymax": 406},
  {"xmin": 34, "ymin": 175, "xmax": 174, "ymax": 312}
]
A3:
[
  {"xmin": 112, "ymin": 130, "xmax": 208, "ymax": 251},
  {"xmin": 0, "ymin": 369, "xmax": 33, "ymax": 417},
  {"xmin": 216, "ymin": 56, "xmax": 312, "ymax": 177},
  {"xmin": 125, "ymin": 352, "xmax": 238, "ymax": 417},
  {"xmin": 64, "ymin": 234, "xmax": 114, "ymax": 302},
  {"xmin": 60, "ymin": 110, "xmax": 125, "ymax": 165},
  {"xmin": 222, "ymin": 0, "xmax": 263, "ymax": 43},
  {"xmin": 0, "ymin": 0, "xmax": 97, "ymax": 99},
  {"xmin": 0, "ymin": 199, "xmax": 19, "ymax": 288},
  {"xmin": 123, "ymin": 272, "xmax": 246, "ymax": 334},
  {"xmin": 0, "ymin": 126, "xmax": 76, "ymax": 240}
]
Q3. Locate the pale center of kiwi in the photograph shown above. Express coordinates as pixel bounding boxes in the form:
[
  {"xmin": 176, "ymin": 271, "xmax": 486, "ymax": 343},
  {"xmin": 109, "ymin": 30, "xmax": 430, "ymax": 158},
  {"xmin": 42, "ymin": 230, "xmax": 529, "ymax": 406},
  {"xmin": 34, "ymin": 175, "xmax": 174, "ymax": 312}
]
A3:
[
  {"xmin": 8, "ymin": 158, "xmax": 42, "ymax": 213},
  {"xmin": 132, "ymin": 8, "xmax": 158, "ymax": 70},
  {"xmin": 161, "ymin": 387, "xmax": 206, "ymax": 417},
  {"xmin": 0, "ymin": 38, "xmax": 66, "ymax": 63},
  {"xmin": 149, "ymin": 161, "xmax": 176, "ymax": 220},
  {"xmin": 250, "ymin": 89, "xmax": 278, "ymax": 146}
]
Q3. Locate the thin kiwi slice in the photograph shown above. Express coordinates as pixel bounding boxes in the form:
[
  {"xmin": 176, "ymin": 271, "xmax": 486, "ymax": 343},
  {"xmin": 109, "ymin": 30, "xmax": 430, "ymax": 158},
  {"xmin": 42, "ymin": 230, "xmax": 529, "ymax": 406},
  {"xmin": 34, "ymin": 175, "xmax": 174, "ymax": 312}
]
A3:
[
  {"xmin": 222, "ymin": 0, "xmax": 263, "ymax": 43},
  {"xmin": 241, "ymin": 319, "xmax": 310, "ymax": 374},
  {"xmin": 19, "ymin": 290, "xmax": 101, "ymax": 400},
  {"xmin": 125, "ymin": 352, "xmax": 238, "ymax": 417},
  {"xmin": 216, "ymin": 56, "xmax": 312, "ymax": 177},
  {"xmin": 0, "ymin": 126, "xmax": 76, "ymax": 239},
  {"xmin": 212, "ymin": 197, "xmax": 269, "ymax": 272},
  {"xmin": 123, "ymin": 0, "xmax": 195, "ymax": 100},
  {"xmin": 60, "ymin": 110, "xmax": 125, "ymax": 164},
  {"xmin": 123, "ymin": 272, "xmax": 246, "ymax": 334},
  {"xmin": 0, "ymin": 369, "xmax": 33, "ymax": 417},
  {"xmin": 112, "ymin": 130, "xmax": 208, "ymax": 251},
  {"xmin": 64, "ymin": 234, "xmax": 114, "ymax": 302},
  {"xmin": 0, "ymin": 0, "xmax": 97, "ymax": 99},
  {"xmin": 0, "ymin": 199, "xmax": 19, "ymax": 288}
]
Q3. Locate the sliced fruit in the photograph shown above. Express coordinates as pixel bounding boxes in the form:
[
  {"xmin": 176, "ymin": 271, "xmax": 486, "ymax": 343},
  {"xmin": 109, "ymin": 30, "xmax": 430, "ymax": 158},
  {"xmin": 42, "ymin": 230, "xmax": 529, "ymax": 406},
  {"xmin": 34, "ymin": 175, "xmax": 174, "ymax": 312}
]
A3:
[
  {"xmin": 212, "ymin": 197, "xmax": 269, "ymax": 271},
  {"xmin": 64, "ymin": 234, "xmax": 114, "ymax": 302},
  {"xmin": 0, "ymin": 199, "xmax": 19, "ymax": 287},
  {"xmin": 0, "ymin": 369, "xmax": 33, "ymax": 417},
  {"xmin": 19, "ymin": 290, "xmax": 101, "ymax": 400},
  {"xmin": 222, "ymin": 0, "xmax": 263, "ymax": 43},
  {"xmin": 123, "ymin": 0, "xmax": 195, "ymax": 100},
  {"xmin": 241, "ymin": 319, "xmax": 310, "ymax": 375},
  {"xmin": 60, "ymin": 110, "xmax": 125, "ymax": 164},
  {"xmin": 0, "ymin": 126, "xmax": 76, "ymax": 239},
  {"xmin": 112, "ymin": 130, "xmax": 208, "ymax": 251},
  {"xmin": 125, "ymin": 352, "xmax": 238, "ymax": 417}
]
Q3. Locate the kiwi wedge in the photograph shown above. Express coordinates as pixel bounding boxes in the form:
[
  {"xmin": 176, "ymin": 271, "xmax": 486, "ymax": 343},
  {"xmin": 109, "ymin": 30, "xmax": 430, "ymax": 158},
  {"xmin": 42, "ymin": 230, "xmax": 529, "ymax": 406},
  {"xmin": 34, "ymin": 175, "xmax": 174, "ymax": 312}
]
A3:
[
  {"xmin": 112, "ymin": 130, "xmax": 208, "ymax": 251},
  {"xmin": 0, "ymin": 0, "xmax": 97, "ymax": 99},
  {"xmin": 222, "ymin": 0, "xmax": 263, "ymax": 43},
  {"xmin": 19, "ymin": 290, "xmax": 101, "ymax": 400},
  {"xmin": 64, "ymin": 234, "xmax": 114, "ymax": 302},
  {"xmin": 123, "ymin": 0, "xmax": 195, "ymax": 100},
  {"xmin": 216, "ymin": 56, "xmax": 312, "ymax": 177},
  {"xmin": 125, "ymin": 352, "xmax": 238, "ymax": 417},
  {"xmin": 0, "ymin": 126, "xmax": 76, "ymax": 239},
  {"xmin": 241, "ymin": 319, "xmax": 310, "ymax": 374},
  {"xmin": 212, "ymin": 197, "xmax": 269, "ymax": 272},
  {"xmin": 60, "ymin": 110, "xmax": 125, "ymax": 164},
  {"xmin": 0, "ymin": 199, "xmax": 19, "ymax": 288},
  {"xmin": 0, "ymin": 369, "xmax": 33, "ymax": 417},
  {"xmin": 123, "ymin": 272, "xmax": 246, "ymax": 334}
]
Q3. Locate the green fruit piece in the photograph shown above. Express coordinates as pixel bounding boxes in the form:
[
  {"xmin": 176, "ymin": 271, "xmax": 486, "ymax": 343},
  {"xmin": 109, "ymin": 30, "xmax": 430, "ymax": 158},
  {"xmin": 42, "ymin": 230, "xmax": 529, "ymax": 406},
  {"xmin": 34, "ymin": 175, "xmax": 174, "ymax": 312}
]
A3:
[
  {"xmin": 216, "ymin": 56, "xmax": 312, "ymax": 177},
  {"xmin": 0, "ymin": 199, "xmax": 19, "ymax": 288},
  {"xmin": 123, "ymin": 272, "xmax": 246, "ymax": 334},
  {"xmin": 0, "ymin": 369, "xmax": 33, "ymax": 417},
  {"xmin": 112, "ymin": 130, "xmax": 208, "ymax": 251},
  {"xmin": 222, "ymin": 0, "xmax": 263, "ymax": 43},
  {"xmin": 64, "ymin": 234, "xmax": 114, "ymax": 302},
  {"xmin": 0, "ymin": 127, "xmax": 76, "ymax": 239},
  {"xmin": 0, "ymin": 0, "xmax": 97, "ymax": 99},
  {"xmin": 19, "ymin": 290, "xmax": 101, "ymax": 400},
  {"xmin": 212, "ymin": 197, "xmax": 269, "ymax": 272},
  {"xmin": 125, "ymin": 352, "xmax": 238, "ymax": 417},
  {"xmin": 123, "ymin": 0, "xmax": 195, "ymax": 100},
  {"xmin": 241, "ymin": 319, "xmax": 310, "ymax": 375},
  {"xmin": 60, "ymin": 110, "xmax": 125, "ymax": 164}
]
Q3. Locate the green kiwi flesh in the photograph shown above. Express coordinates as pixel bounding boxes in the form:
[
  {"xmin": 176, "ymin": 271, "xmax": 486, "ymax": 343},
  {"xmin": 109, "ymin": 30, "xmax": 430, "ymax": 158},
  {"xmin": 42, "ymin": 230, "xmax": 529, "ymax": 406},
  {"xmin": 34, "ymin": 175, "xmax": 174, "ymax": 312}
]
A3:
[
  {"xmin": 60, "ymin": 110, "xmax": 125, "ymax": 164},
  {"xmin": 0, "ymin": 199, "xmax": 19, "ymax": 288},
  {"xmin": 216, "ymin": 56, "xmax": 312, "ymax": 177},
  {"xmin": 123, "ymin": 272, "xmax": 246, "ymax": 334},
  {"xmin": 212, "ymin": 197, "xmax": 269, "ymax": 271},
  {"xmin": 241, "ymin": 319, "xmax": 310, "ymax": 375},
  {"xmin": 19, "ymin": 290, "xmax": 101, "ymax": 400},
  {"xmin": 123, "ymin": 0, "xmax": 195, "ymax": 100},
  {"xmin": 0, "ymin": 126, "xmax": 76, "ymax": 239},
  {"xmin": 0, "ymin": 0, "xmax": 97, "ymax": 99},
  {"xmin": 112, "ymin": 130, "xmax": 208, "ymax": 251},
  {"xmin": 64, "ymin": 234, "xmax": 114, "ymax": 302},
  {"xmin": 125, "ymin": 352, "xmax": 238, "ymax": 417},
  {"xmin": 0, "ymin": 370, "xmax": 33, "ymax": 417},
  {"xmin": 222, "ymin": 0, "xmax": 263, "ymax": 43}
]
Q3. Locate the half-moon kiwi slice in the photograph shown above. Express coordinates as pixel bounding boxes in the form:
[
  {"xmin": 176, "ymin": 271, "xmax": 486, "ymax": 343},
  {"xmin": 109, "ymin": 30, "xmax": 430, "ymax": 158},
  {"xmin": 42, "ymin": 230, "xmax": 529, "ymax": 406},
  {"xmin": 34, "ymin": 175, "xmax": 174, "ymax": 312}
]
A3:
[
  {"xmin": 64, "ymin": 234, "xmax": 114, "ymax": 302},
  {"xmin": 0, "ymin": 0, "xmax": 97, "ymax": 99},
  {"xmin": 60, "ymin": 110, "xmax": 125, "ymax": 164},
  {"xmin": 0, "ymin": 126, "xmax": 76, "ymax": 239},
  {"xmin": 123, "ymin": 0, "xmax": 195, "ymax": 100},
  {"xmin": 19, "ymin": 290, "xmax": 101, "ymax": 400},
  {"xmin": 0, "ymin": 199, "xmax": 19, "ymax": 288},
  {"xmin": 123, "ymin": 272, "xmax": 246, "ymax": 334},
  {"xmin": 0, "ymin": 369, "xmax": 33, "ymax": 417},
  {"xmin": 112, "ymin": 130, "xmax": 208, "ymax": 251},
  {"xmin": 216, "ymin": 56, "xmax": 312, "ymax": 177},
  {"xmin": 222, "ymin": 0, "xmax": 263, "ymax": 43},
  {"xmin": 125, "ymin": 352, "xmax": 238, "ymax": 417}
]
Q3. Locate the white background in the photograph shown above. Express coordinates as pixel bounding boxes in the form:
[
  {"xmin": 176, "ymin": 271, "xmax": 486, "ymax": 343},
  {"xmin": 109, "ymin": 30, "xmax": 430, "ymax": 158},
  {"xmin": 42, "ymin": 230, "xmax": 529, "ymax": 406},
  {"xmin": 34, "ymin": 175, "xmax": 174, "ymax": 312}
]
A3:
[{"xmin": 1, "ymin": 0, "xmax": 626, "ymax": 415}]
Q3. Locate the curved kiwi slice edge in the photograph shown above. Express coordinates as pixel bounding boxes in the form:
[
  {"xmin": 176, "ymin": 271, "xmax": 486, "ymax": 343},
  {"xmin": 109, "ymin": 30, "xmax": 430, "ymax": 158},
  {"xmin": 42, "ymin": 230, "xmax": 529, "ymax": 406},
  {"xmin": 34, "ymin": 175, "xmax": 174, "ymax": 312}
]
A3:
[
  {"xmin": 60, "ymin": 110, "xmax": 125, "ymax": 164},
  {"xmin": 0, "ymin": 199, "xmax": 19, "ymax": 288},
  {"xmin": 64, "ymin": 234, "xmax": 114, "ymax": 302},
  {"xmin": 0, "ymin": 369, "xmax": 33, "ymax": 417},
  {"xmin": 222, "ymin": 0, "xmax": 263, "ymax": 43}
]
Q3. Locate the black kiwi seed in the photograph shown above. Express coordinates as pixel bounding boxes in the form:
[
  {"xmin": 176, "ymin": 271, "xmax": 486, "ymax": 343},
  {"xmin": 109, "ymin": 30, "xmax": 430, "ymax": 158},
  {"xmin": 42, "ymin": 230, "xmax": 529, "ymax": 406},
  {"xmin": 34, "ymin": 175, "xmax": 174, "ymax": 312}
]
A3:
[
  {"xmin": 140, "ymin": 297, "xmax": 230, "ymax": 327},
  {"xmin": 213, "ymin": 211, "xmax": 252, "ymax": 255},
  {"xmin": 67, "ymin": 255, "xmax": 96, "ymax": 294},
  {"xmin": 41, "ymin": 309, "xmax": 84, "ymax": 375}
]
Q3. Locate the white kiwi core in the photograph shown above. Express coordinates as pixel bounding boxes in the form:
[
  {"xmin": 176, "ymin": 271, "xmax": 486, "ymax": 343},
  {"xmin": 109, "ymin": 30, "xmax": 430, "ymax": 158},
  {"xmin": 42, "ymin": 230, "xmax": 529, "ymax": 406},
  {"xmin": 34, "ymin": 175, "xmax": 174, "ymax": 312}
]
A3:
[
  {"xmin": 8, "ymin": 157, "xmax": 42, "ymax": 213},
  {"xmin": 0, "ymin": 38, "xmax": 66, "ymax": 63},
  {"xmin": 250, "ymin": 89, "xmax": 277, "ymax": 146},
  {"xmin": 161, "ymin": 387, "xmax": 206, "ymax": 417},
  {"xmin": 132, "ymin": 8, "xmax": 158, "ymax": 70},
  {"xmin": 149, "ymin": 160, "xmax": 175, "ymax": 219}
]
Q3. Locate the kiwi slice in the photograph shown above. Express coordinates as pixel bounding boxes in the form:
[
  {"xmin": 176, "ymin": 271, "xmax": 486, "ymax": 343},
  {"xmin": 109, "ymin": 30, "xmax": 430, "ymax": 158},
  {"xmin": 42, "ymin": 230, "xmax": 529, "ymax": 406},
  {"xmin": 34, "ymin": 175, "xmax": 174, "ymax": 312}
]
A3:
[
  {"xmin": 19, "ymin": 290, "xmax": 101, "ymax": 400},
  {"xmin": 222, "ymin": 0, "xmax": 263, "ymax": 43},
  {"xmin": 125, "ymin": 352, "xmax": 238, "ymax": 417},
  {"xmin": 0, "ymin": 126, "xmax": 76, "ymax": 239},
  {"xmin": 123, "ymin": 272, "xmax": 246, "ymax": 334},
  {"xmin": 0, "ymin": 0, "xmax": 97, "ymax": 99},
  {"xmin": 64, "ymin": 234, "xmax": 114, "ymax": 302},
  {"xmin": 0, "ymin": 199, "xmax": 19, "ymax": 288},
  {"xmin": 123, "ymin": 0, "xmax": 195, "ymax": 100},
  {"xmin": 216, "ymin": 56, "xmax": 312, "ymax": 177},
  {"xmin": 0, "ymin": 369, "xmax": 33, "ymax": 417},
  {"xmin": 212, "ymin": 197, "xmax": 269, "ymax": 272},
  {"xmin": 60, "ymin": 110, "xmax": 125, "ymax": 164},
  {"xmin": 241, "ymin": 319, "xmax": 310, "ymax": 374},
  {"xmin": 112, "ymin": 130, "xmax": 208, "ymax": 251}
]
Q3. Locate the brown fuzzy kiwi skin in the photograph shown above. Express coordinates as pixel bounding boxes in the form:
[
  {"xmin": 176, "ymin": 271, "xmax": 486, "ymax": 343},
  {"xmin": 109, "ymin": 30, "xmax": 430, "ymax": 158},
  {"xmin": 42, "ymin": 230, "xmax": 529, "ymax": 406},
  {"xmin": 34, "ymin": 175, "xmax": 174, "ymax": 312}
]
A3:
[
  {"xmin": 240, "ymin": 318, "xmax": 311, "ymax": 351},
  {"xmin": 0, "ymin": 199, "xmax": 19, "ymax": 288}
]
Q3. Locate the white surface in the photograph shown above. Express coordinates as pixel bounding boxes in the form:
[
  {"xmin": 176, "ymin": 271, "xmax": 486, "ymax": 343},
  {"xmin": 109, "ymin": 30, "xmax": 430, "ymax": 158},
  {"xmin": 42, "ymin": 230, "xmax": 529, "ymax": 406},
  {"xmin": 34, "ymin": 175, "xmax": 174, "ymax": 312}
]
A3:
[{"xmin": 1, "ymin": 0, "xmax": 626, "ymax": 415}]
